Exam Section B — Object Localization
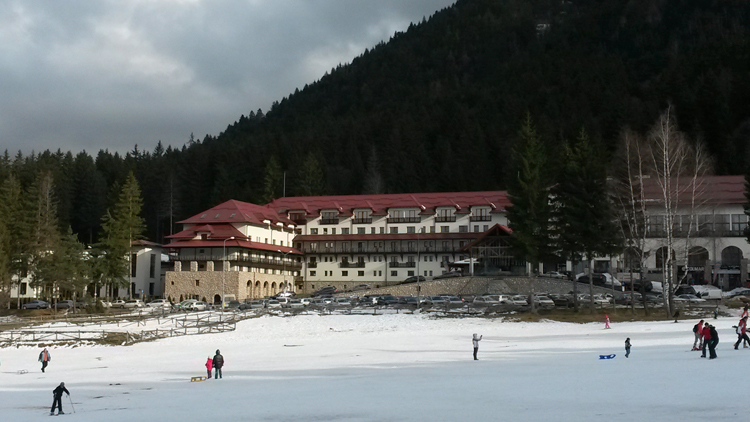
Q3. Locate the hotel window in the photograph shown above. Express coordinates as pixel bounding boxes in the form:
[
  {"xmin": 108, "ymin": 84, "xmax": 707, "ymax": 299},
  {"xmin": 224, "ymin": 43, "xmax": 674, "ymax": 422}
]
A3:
[
  {"xmin": 310, "ymin": 228, "xmax": 318, "ymax": 234},
  {"xmin": 440, "ymin": 226, "xmax": 449, "ymax": 233},
  {"xmin": 374, "ymin": 271, "xmax": 378, "ymax": 276},
  {"xmin": 323, "ymin": 228, "xmax": 328, "ymax": 234},
  {"xmin": 331, "ymin": 228, "xmax": 336, "ymax": 235},
  {"xmin": 358, "ymin": 271, "xmax": 364, "ymax": 276},
  {"xmin": 390, "ymin": 227, "xmax": 399, "ymax": 234},
  {"xmin": 483, "ymin": 225, "xmax": 489, "ymax": 231},
  {"xmin": 459, "ymin": 226, "xmax": 468, "ymax": 233},
  {"xmin": 380, "ymin": 227, "xmax": 385, "ymax": 234},
  {"xmin": 732, "ymin": 214, "xmax": 748, "ymax": 235},
  {"xmin": 358, "ymin": 227, "xmax": 366, "ymax": 234},
  {"xmin": 310, "ymin": 271, "xmax": 316, "ymax": 276},
  {"xmin": 342, "ymin": 271, "xmax": 348, "ymax": 277},
  {"xmin": 371, "ymin": 227, "xmax": 376, "ymax": 234},
  {"xmin": 342, "ymin": 228, "xmax": 349, "ymax": 234},
  {"xmin": 473, "ymin": 225, "xmax": 479, "ymax": 232},
  {"xmin": 407, "ymin": 226, "xmax": 415, "ymax": 233},
  {"xmin": 391, "ymin": 271, "xmax": 397, "ymax": 277},
  {"xmin": 430, "ymin": 226, "xmax": 435, "ymax": 233}
]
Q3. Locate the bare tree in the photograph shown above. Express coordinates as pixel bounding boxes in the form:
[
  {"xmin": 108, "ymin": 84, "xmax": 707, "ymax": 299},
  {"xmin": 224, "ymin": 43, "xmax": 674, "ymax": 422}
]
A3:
[{"xmin": 617, "ymin": 107, "xmax": 713, "ymax": 317}]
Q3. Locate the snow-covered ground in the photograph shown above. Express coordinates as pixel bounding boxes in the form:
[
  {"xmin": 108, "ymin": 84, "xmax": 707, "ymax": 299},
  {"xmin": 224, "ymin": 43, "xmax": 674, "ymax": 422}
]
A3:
[{"xmin": 0, "ymin": 312, "xmax": 745, "ymax": 421}]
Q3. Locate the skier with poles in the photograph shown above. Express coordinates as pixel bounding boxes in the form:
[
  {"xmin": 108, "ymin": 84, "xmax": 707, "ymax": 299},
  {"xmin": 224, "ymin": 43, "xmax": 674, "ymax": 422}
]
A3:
[{"xmin": 50, "ymin": 382, "xmax": 70, "ymax": 415}]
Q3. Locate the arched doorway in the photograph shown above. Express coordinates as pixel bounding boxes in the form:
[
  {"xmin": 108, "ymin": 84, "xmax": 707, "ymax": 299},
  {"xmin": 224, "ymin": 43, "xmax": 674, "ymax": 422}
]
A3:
[
  {"xmin": 722, "ymin": 246, "xmax": 743, "ymax": 268},
  {"xmin": 263, "ymin": 281, "xmax": 269, "ymax": 297},
  {"xmin": 255, "ymin": 281, "xmax": 261, "ymax": 298},
  {"xmin": 213, "ymin": 294, "xmax": 221, "ymax": 305},
  {"xmin": 246, "ymin": 281, "xmax": 252, "ymax": 299},
  {"xmin": 688, "ymin": 247, "xmax": 709, "ymax": 267},
  {"xmin": 655, "ymin": 247, "xmax": 675, "ymax": 269}
]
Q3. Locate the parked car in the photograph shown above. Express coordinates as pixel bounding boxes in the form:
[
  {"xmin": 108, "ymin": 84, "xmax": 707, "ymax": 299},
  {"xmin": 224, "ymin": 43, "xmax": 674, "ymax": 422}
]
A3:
[
  {"xmin": 424, "ymin": 296, "xmax": 448, "ymax": 306},
  {"xmin": 289, "ymin": 298, "xmax": 306, "ymax": 308},
  {"xmin": 55, "ymin": 300, "xmax": 75, "ymax": 309},
  {"xmin": 533, "ymin": 295, "xmax": 555, "ymax": 307},
  {"xmin": 334, "ymin": 297, "xmax": 353, "ymax": 307},
  {"xmin": 22, "ymin": 300, "xmax": 50, "ymax": 309},
  {"xmin": 351, "ymin": 284, "xmax": 372, "ymax": 292},
  {"xmin": 240, "ymin": 300, "xmax": 266, "ymax": 310},
  {"xmin": 576, "ymin": 273, "xmax": 621, "ymax": 288},
  {"xmin": 299, "ymin": 298, "xmax": 312, "ymax": 307},
  {"xmin": 398, "ymin": 296, "xmax": 419, "ymax": 305},
  {"xmin": 123, "ymin": 299, "xmax": 146, "ymax": 309},
  {"xmin": 111, "ymin": 300, "xmax": 127, "ymax": 308},
  {"xmin": 724, "ymin": 288, "xmax": 750, "ymax": 298},
  {"xmin": 176, "ymin": 299, "xmax": 198, "ymax": 309},
  {"xmin": 147, "ymin": 299, "xmax": 172, "ymax": 309},
  {"xmin": 675, "ymin": 294, "xmax": 706, "ymax": 304},
  {"xmin": 544, "ymin": 271, "xmax": 566, "ymax": 279},
  {"xmin": 403, "ymin": 276, "xmax": 426, "ymax": 284},
  {"xmin": 184, "ymin": 301, "xmax": 208, "ymax": 311},
  {"xmin": 277, "ymin": 297, "xmax": 291, "ymax": 308},
  {"xmin": 445, "ymin": 296, "xmax": 464, "ymax": 305},
  {"xmin": 266, "ymin": 299, "xmax": 281, "ymax": 309},
  {"xmin": 376, "ymin": 295, "xmax": 399, "ymax": 306},
  {"xmin": 510, "ymin": 295, "xmax": 529, "ymax": 306},
  {"xmin": 473, "ymin": 296, "xmax": 499, "ymax": 306},
  {"xmin": 617, "ymin": 291, "xmax": 643, "ymax": 305},
  {"xmin": 549, "ymin": 294, "xmax": 574, "ymax": 308}
]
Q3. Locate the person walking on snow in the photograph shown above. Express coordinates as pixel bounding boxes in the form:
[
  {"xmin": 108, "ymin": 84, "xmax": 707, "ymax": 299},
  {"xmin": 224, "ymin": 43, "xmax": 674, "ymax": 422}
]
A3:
[
  {"xmin": 205, "ymin": 356, "xmax": 213, "ymax": 379},
  {"xmin": 693, "ymin": 320, "xmax": 704, "ymax": 351},
  {"xmin": 50, "ymin": 382, "xmax": 69, "ymax": 415},
  {"xmin": 741, "ymin": 306, "xmax": 749, "ymax": 320},
  {"xmin": 212, "ymin": 350, "xmax": 224, "ymax": 379},
  {"xmin": 734, "ymin": 316, "xmax": 749, "ymax": 350},
  {"xmin": 701, "ymin": 324, "xmax": 711, "ymax": 358},
  {"xmin": 604, "ymin": 315, "xmax": 611, "ymax": 329},
  {"xmin": 38, "ymin": 348, "xmax": 51, "ymax": 373},
  {"xmin": 472, "ymin": 333, "xmax": 482, "ymax": 360},
  {"xmin": 708, "ymin": 324, "xmax": 719, "ymax": 359},
  {"xmin": 625, "ymin": 338, "xmax": 631, "ymax": 358}
]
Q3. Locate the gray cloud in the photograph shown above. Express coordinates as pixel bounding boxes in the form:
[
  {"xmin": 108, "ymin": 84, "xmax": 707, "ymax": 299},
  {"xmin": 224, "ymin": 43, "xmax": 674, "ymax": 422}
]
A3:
[{"xmin": 0, "ymin": 0, "xmax": 454, "ymax": 155}]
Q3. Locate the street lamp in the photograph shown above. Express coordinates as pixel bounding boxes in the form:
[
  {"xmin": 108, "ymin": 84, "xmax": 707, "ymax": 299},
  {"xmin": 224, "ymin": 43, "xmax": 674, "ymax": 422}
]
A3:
[
  {"xmin": 278, "ymin": 249, "xmax": 291, "ymax": 293},
  {"xmin": 222, "ymin": 236, "xmax": 235, "ymax": 310}
]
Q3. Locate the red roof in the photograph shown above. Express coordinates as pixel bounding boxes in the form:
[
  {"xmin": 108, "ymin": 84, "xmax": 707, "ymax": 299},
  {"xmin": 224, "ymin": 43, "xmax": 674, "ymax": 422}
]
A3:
[
  {"xmin": 163, "ymin": 239, "xmax": 302, "ymax": 255},
  {"xmin": 166, "ymin": 224, "xmax": 246, "ymax": 240},
  {"xmin": 178, "ymin": 199, "xmax": 295, "ymax": 226},
  {"xmin": 458, "ymin": 224, "xmax": 513, "ymax": 251},
  {"xmin": 293, "ymin": 232, "xmax": 485, "ymax": 242},
  {"xmin": 640, "ymin": 175, "xmax": 745, "ymax": 206},
  {"xmin": 267, "ymin": 191, "xmax": 510, "ymax": 218}
]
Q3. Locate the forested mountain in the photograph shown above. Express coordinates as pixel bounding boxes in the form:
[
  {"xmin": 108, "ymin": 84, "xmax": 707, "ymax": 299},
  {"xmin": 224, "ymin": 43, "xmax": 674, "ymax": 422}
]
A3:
[{"xmin": 2, "ymin": 0, "xmax": 749, "ymax": 245}]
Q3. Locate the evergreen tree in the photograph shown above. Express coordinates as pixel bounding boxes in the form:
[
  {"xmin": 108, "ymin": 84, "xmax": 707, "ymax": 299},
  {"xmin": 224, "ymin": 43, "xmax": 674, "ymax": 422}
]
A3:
[
  {"xmin": 552, "ymin": 129, "xmax": 622, "ymax": 312},
  {"xmin": 261, "ymin": 156, "xmax": 283, "ymax": 203},
  {"xmin": 295, "ymin": 152, "xmax": 325, "ymax": 196},
  {"xmin": 28, "ymin": 172, "xmax": 62, "ymax": 302},
  {"xmin": 97, "ymin": 171, "xmax": 145, "ymax": 299},
  {"xmin": 506, "ymin": 115, "xmax": 554, "ymax": 313}
]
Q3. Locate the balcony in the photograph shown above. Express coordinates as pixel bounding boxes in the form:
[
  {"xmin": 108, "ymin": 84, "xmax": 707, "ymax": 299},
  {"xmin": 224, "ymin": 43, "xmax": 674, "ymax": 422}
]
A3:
[
  {"xmin": 469, "ymin": 215, "xmax": 491, "ymax": 222},
  {"xmin": 340, "ymin": 261, "xmax": 366, "ymax": 268},
  {"xmin": 435, "ymin": 216, "xmax": 456, "ymax": 222},
  {"xmin": 170, "ymin": 254, "xmax": 302, "ymax": 270},
  {"xmin": 352, "ymin": 217, "xmax": 373, "ymax": 224},
  {"xmin": 307, "ymin": 261, "xmax": 318, "ymax": 268},
  {"xmin": 388, "ymin": 261, "xmax": 416, "ymax": 268},
  {"xmin": 319, "ymin": 218, "xmax": 339, "ymax": 225},
  {"xmin": 386, "ymin": 217, "xmax": 421, "ymax": 223}
]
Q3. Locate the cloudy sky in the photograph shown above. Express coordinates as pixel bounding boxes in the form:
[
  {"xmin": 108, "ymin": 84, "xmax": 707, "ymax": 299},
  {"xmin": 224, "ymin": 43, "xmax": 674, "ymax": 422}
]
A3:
[{"xmin": 0, "ymin": 0, "xmax": 455, "ymax": 155}]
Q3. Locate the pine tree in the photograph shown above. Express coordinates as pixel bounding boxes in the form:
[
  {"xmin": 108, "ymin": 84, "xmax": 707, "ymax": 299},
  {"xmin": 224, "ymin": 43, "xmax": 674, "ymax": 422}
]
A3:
[
  {"xmin": 262, "ymin": 156, "xmax": 283, "ymax": 203},
  {"xmin": 552, "ymin": 129, "xmax": 622, "ymax": 312},
  {"xmin": 506, "ymin": 115, "xmax": 554, "ymax": 313},
  {"xmin": 97, "ymin": 171, "xmax": 145, "ymax": 299},
  {"xmin": 28, "ymin": 172, "xmax": 63, "ymax": 303},
  {"xmin": 296, "ymin": 152, "xmax": 325, "ymax": 196}
]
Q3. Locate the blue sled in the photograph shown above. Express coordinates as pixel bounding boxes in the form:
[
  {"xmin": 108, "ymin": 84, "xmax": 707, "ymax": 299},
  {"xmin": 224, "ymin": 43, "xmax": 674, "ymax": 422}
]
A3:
[{"xmin": 599, "ymin": 354, "xmax": 616, "ymax": 359}]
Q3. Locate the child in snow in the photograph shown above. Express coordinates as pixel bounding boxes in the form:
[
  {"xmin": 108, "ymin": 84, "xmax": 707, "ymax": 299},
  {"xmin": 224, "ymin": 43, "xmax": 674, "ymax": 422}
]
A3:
[
  {"xmin": 625, "ymin": 338, "xmax": 631, "ymax": 358},
  {"xmin": 50, "ymin": 382, "xmax": 70, "ymax": 415},
  {"xmin": 604, "ymin": 315, "xmax": 611, "ymax": 329},
  {"xmin": 472, "ymin": 333, "xmax": 482, "ymax": 360},
  {"xmin": 205, "ymin": 356, "xmax": 213, "ymax": 379},
  {"xmin": 693, "ymin": 320, "xmax": 704, "ymax": 351},
  {"xmin": 734, "ymin": 316, "xmax": 749, "ymax": 350}
]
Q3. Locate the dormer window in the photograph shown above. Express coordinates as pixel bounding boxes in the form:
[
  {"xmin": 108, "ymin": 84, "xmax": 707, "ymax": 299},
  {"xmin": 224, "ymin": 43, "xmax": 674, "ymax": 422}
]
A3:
[
  {"xmin": 200, "ymin": 214, "xmax": 206, "ymax": 219},
  {"xmin": 229, "ymin": 213, "xmax": 236, "ymax": 218},
  {"xmin": 215, "ymin": 213, "xmax": 221, "ymax": 218},
  {"xmin": 320, "ymin": 211, "xmax": 338, "ymax": 225}
]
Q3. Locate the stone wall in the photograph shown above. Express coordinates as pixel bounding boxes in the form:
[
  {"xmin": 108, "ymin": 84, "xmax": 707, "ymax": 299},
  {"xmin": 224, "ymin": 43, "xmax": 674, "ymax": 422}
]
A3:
[
  {"xmin": 165, "ymin": 270, "xmax": 287, "ymax": 303},
  {"xmin": 332, "ymin": 276, "xmax": 618, "ymax": 297}
]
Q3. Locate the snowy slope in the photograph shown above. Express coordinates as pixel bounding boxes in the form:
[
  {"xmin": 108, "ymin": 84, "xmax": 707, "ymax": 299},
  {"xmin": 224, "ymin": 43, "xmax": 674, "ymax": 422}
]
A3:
[{"xmin": 0, "ymin": 313, "xmax": 744, "ymax": 421}]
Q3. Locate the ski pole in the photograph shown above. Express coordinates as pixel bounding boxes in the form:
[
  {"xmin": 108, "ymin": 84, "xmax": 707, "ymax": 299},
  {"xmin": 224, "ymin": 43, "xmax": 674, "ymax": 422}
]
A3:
[{"xmin": 67, "ymin": 394, "xmax": 76, "ymax": 413}]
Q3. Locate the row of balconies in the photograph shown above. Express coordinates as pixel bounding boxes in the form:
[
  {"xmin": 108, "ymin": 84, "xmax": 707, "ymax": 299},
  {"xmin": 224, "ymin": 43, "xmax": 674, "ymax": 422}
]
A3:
[
  {"xmin": 645, "ymin": 228, "xmax": 747, "ymax": 238},
  {"xmin": 300, "ymin": 246, "xmax": 461, "ymax": 254},
  {"xmin": 308, "ymin": 260, "xmax": 432, "ymax": 268},
  {"xmin": 315, "ymin": 215, "xmax": 493, "ymax": 225},
  {"xmin": 169, "ymin": 254, "xmax": 303, "ymax": 269}
]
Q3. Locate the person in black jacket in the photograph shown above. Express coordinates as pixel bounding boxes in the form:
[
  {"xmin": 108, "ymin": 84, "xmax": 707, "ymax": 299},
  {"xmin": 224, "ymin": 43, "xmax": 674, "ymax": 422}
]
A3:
[
  {"xmin": 50, "ymin": 382, "xmax": 70, "ymax": 415},
  {"xmin": 212, "ymin": 350, "xmax": 224, "ymax": 379},
  {"xmin": 708, "ymin": 324, "xmax": 719, "ymax": 359}
]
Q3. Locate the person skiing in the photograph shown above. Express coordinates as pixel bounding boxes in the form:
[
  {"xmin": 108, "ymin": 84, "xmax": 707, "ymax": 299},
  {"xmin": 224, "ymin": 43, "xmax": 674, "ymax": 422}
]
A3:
[
  {"xmin": 472, "ymin": 333, "xmax": 482, "ymax": 360},
  {"xmin": 701, "ymin": 323, "xmax": 711, "ymax": 358},
  {"xmin": 693, "ymin": 320, "xmax": 704, "ymax": 351},
  {"xmin": 205, "ymin": 356, "xmax": 213, "ymax": 379},
  {"xmin": 625, "ymin": 338, "xmax": 631, "ymax": 358},
  {"xmin": 734, "ymin": 316, "xmax": 749, "ymax": 350},
  {"xmin": 50, "ymin": 382, "xmax": 70, "ymax": 415},
  {"xmin": 38, "ymin": 348, "xmax": 51, "ymax": 373},
  {"xmin": 708, "ymin": 324, "xmax": 719, "ymax": 359},
  {"xmin": 604, "ymin": 315, "xmax": 611, "ymax": 329},
  {"xmin": 212, "ymin": 349, "xmax": 224, "ymax": 379}
]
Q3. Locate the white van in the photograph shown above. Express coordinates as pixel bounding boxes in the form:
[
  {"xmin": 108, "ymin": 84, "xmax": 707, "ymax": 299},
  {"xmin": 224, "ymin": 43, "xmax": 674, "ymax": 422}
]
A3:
[{"xmin": 691, "ymin": 285, "xmax": 722, "ymax": 300}]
